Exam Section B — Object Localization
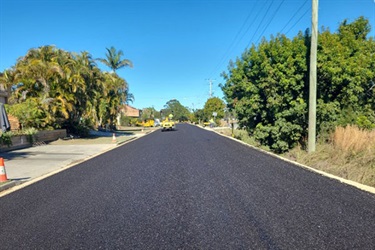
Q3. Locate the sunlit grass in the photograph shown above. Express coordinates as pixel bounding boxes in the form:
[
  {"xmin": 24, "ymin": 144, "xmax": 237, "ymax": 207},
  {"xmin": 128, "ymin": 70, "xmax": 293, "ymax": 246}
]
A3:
[{"xmin": 332, "ymin": 125, "xmax": 375, "ymax": 155}]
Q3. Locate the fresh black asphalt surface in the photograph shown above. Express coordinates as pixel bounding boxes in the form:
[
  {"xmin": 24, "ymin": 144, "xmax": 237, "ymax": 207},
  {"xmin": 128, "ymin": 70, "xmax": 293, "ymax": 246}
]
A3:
[{"xmin": 0, "ymin": 124, "xmax": 374, "ymax": 249}]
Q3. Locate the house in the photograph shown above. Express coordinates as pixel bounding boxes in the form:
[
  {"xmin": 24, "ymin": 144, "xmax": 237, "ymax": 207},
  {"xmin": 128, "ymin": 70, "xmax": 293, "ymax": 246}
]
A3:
[
  {"xmin": 121, "ymin": 105, "xmax": 140, "ymax": 117},
  {"xmin": 116, "ymin": 104, "xmax": 140, "ymax": 125}
]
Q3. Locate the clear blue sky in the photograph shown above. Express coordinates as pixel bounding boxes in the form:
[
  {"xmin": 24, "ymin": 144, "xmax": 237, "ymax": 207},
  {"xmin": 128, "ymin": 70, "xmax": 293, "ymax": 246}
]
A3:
[{"xmin": 1, "ymin": 0, "xmax": 374, "ymax": 111}]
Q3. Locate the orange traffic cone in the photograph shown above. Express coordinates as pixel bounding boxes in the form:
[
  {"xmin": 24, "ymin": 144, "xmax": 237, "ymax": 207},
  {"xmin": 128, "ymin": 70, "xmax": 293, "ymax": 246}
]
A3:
[
  {"xmin": 0, "ymin": 157, "xmax": 8, "ymax": 182},
  {"xmin": 112, "ymin": 133, "xmax": 117, "ymax": 142}
]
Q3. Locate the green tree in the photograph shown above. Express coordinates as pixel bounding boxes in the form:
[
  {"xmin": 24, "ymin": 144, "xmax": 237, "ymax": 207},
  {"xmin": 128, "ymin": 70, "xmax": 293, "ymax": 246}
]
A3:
[
  {"xmin": 317, "ymin": 16, "xmax": 375, "ymax": 130},
  {"xmin": 192, "ymin": 109, "xmax": 205, "ymax": 123},
  {"xmin": 222, "ymin": 33, "xmax": 308, "ymax": 152},
  {"xmin": 203, "ymin": 97, "xmax": 226, "ymax": 124},
  {"xmin": 96, "ymin": 72, "xmax": 129, "ymax": 128},
  {"xmin": 1, "ymin": 45, "xmax": 133, "ymax": 135},
  {"xmin": 162, "ymin": 99, "xmax": 191, "ymax": 121},
  {"xmin": 140, "ymin": 107, "xmax": 157, "ymax": 120},
  {"xmin": 96, "ymin": 46, "xmax": 133, "ymax": 73},
  {"xmin": 6, "ymin": 99, "xmax": 45, "ymax": 128},
  {"xmin": 221, "ymin": 16, "xmax": 375, "ymax": 153},
  {"xmin": 10, "ymin": 46, "xmax": 70, "ymax": 128}
]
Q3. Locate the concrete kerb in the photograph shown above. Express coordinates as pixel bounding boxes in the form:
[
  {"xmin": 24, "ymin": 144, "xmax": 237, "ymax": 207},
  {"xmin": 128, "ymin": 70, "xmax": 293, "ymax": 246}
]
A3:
[
  {"xmin": 0, "ymin": 129, "xmax": 158, "ymax": 197},
  {"xmin": 200, "ymin": 125, "xmax": 375, "ymax": 195}
]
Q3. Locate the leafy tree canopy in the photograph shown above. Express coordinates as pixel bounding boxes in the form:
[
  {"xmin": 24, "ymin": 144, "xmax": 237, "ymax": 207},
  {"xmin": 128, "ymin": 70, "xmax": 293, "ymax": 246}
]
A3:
[
  {"xmin": 96, "ymin": 46, "xmax": 133, "ymax": 73},
  {"xmin": 140, "ymin": 107, "xmax": 159, "ymax": 120},
  {"xmin": 0, "ymin": 45, "xmax": 133, "ymax": 135},
  {"xmin": 162, "ymin": 99, "xmax": 191, "ymax": 121},
  {"xmin": 203, "ymin": 97, "xmax": 226, "ymax": 123},
  {"xmin": 221, "ymin": 16, "xmax": 375, "ymax": 153}
]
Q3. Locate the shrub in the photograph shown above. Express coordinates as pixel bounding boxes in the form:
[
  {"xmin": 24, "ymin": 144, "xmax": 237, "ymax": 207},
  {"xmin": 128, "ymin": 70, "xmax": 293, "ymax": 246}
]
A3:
[
  {"xmin": 0, "ymin": 131, "xmax": 13, "ymax": 147},
  {"xmin": 22, "ymin": 127, "xmax": 38, "ymax": 144}
]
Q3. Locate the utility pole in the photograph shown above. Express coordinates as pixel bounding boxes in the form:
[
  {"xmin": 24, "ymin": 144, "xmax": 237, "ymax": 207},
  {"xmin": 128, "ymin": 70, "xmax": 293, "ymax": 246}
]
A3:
[
  {"xmin": 308, "ymin": 0, "xmax": 318, "ymax": 153},
  {"xmin": 206, "ymin": 79, "xmax": 215, "ymax": 98}
]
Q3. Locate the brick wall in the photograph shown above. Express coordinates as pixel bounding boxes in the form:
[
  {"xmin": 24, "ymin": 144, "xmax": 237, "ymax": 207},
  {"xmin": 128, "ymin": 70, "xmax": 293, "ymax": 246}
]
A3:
[
  {"xmin": 8, "ymin": 115, "xmax": 20, "ymax": 130},
  {"xmin": 35, "ymin": 129, "xmax": 67, "ymax": 142},
  {"xmin": 0, "ymin": 129, "xmax": 67, "ymax": 152}
]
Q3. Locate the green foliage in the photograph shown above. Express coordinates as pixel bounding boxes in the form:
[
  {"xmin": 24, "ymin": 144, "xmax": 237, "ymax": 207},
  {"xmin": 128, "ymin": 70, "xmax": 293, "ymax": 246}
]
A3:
[
  {"xmin": 96, "ymin": 46, "xmax": 133, "ymax": 73},
  {"xmin": 0, "ymin": 131, "xmax": 13, "ymax": 147},
  {"xmin": 6, "ymin": 100, "xmax": 46, "ymax": 129},
  {"xmin": 120, "ymin": 116, "xmax": 138, "ymax": 126},
  {"xmin": 221, "ymin": 17, "xmax": 375, "ymax": 153},
  {"xmin": 162, "ymin": 99, "xmax": 191, "ymax": 121},
  {"xmin": 64, "ymin": 120, "xmax": 90, "ymax": 137},
  {"xmin": 356, "ymin": 115, "xmax": 375, "ymax": 130},
  {"xmin": 203, "ymin": 97, "xmax": 226, "ymax": 124},
  {"xmin": 140, "ymin": 107, "xmax": 158, "ymax": 120},
  {"xmin": 222, "ymin": 32, "xmax": 308, "ymax": 152},
  {"xmin": 22, "ymin": 127, "xmax": 38, "ymax": 144},
  {"xmin": 1, "ymin": 45, "xmax": 133, "ymax": 135},
  {"xmin": 192, "ymin": 109, "xmax": 205, "ymax": 123}
]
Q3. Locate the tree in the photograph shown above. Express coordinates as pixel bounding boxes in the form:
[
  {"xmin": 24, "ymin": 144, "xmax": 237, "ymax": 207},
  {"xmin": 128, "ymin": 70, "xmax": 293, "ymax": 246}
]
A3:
[
  {"xmin": 0, "ymin": 70, "xmax": 16, "ymax": 91},
  {"xmin": 221, "ymin": 17, "xmax": 375, "ymax": 153},
  {"xmin": 192, "ymin": 109, "xmax": 205, "ymax": 123},
  {"xmin": 317, "ymin": 16, "xmax": 375, "ymax": 130},
  {"xmin": 203, "ymin": 97, "xmax": 226, "ymax": 124},
  {"xmin": 2, "ymin": 45, "xmax": 134, "ymax": 135},
  {"xmin": 96, "ymin": 46, "xmax": 134, "ymax": 111},
  {"xmin": 222, "ymin": 33, "xmax": 308, "ymax": 152},
  {"xmin": 96, "ymin": 46, "xmax": 133, "ymax": 74},
  {"xmin": 10, "ymin": 46, "xmax": 71, "ymax": 128},
  {"xmin": 162, "ymin": 99, "xmax": 191, "ymax": 121},
  {"xmin": 140, "ymin": 107, "xmax": 158, "ymax": 120}
]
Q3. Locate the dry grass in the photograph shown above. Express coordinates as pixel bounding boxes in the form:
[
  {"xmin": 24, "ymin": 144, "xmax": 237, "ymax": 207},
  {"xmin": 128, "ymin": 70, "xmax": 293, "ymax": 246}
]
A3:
[
  {"xmin": 287, "ymin": 126, "xmax": 375, "ymax": 187},
  {"xmin": 332, "ymin": 125, "xmax": 375, "ymax": 155}
]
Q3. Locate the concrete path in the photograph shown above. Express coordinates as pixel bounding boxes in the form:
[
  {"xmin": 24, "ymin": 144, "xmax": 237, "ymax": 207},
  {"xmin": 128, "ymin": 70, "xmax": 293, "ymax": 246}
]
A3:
[{"xmin": 3, "ymin": 144, "xmax": 115, "ymax": 180}]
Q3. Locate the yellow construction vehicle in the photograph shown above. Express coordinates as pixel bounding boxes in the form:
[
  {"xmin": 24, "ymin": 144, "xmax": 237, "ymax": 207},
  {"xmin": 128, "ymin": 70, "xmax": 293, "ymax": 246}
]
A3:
[
  {"xmin": 161, "ymin": 114, "xmax": 175, "ymax": 132},
  {"xmin": 136, "ymin": 119, "xmax": 155, "ymax": 127}
]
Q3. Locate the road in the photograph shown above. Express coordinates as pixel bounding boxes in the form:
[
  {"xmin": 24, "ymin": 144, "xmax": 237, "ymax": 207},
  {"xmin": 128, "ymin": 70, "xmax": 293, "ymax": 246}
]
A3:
[{"xmin": 0, "ymin": 124, "xmax": 374, "ymax": 249}]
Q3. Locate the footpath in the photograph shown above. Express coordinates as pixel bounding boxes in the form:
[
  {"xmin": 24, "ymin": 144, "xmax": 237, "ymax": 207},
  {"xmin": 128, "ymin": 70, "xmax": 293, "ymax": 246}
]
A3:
[{"xmin": 0, "ymin": 128, "xmax": 156, "ymax": 196}]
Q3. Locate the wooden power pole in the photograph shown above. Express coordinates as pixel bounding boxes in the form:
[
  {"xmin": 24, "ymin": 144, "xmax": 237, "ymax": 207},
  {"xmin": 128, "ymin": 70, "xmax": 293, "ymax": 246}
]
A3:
[{"xmin": 308, "ymin": 0, "xmax": 319, "ymax": 153}]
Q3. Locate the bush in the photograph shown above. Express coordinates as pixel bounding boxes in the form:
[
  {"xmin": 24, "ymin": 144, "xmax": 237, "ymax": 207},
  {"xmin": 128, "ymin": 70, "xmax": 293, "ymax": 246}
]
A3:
[
  {"xmin": 0, "ymin": 131, "xmax": 13, "ymax": 147},
  {"xmin": 22, "ymin": 128, "xmax": 38, "ymax": 144}
]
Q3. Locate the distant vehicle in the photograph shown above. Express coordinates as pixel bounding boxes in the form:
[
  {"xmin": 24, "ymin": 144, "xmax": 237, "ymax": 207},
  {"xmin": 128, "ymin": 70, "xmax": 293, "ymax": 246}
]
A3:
[
  {"xmin": 161, "ymin": 116, "xmax": 175, "ymax": 132},
  {"xmin": 203, "ymin": 121, "xmax": 210, "ymax": 127},
  {"xmin": 203, "ymin": 118, "xmax": 215, "ymax": 128},
  {"xmin": 154, "ymin": 119, "xmax": 161, "ymax": 127},
  {"xmin": 136, "ymin": 119, "xmax": 154, "ymax": 127}
]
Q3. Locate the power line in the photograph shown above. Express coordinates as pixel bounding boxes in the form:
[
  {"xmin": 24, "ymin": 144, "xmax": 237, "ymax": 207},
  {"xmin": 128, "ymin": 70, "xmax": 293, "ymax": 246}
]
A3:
[
  {"xmin": 285, "ymin": 8, "xmax": 310, "ymax": 35},
  {"xmin": 208, "ymin": 1, "xmax": 261, "ymax": 78},
  {"xmin": 255, "ymin": 0, "xmax": 286, "ymax": 44},
  {"xmin": 208, "ymin": 0, "xmax": 311, "ymax": 82},
  {"xmin": 246, "ymin": 0, "xmax": 275, "ymax": 48},
  {"xmin": 279, "ymin": 0, "xmax": 309, "ymax": 34}
]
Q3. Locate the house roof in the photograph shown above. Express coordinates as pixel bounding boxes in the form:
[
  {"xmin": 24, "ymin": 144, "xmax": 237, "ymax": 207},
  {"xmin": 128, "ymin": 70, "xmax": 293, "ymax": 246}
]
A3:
[{"xmin": 121, "ymin": 105, "xmax": 140, "ymax": 117}]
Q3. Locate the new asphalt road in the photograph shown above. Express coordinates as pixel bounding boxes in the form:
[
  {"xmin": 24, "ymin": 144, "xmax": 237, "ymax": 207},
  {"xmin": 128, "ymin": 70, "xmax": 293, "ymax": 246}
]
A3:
[{"xmin": 0, "ymin": 124, "xmax": 374, "ymax": 249}]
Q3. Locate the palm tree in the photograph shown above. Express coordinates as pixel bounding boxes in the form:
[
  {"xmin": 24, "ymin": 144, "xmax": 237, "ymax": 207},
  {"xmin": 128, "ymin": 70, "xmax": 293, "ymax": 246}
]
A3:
[
  {"xmin": 96, "ymin": 46, "xmax": 133, "ymax": 74},
  {"xmin": 0, "ymin": 69, "xmax": 16, "ymax": 96}
]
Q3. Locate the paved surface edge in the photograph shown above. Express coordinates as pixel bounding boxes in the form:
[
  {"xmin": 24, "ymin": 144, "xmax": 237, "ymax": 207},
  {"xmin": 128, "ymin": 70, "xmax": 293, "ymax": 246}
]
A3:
[
  {"xmin": 201, "ymin": 125, "xmax": 375, "ymax": 195},
  {"xmin": 0, "ymin": 130, "xmax": 157, "ymax": 197}
]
